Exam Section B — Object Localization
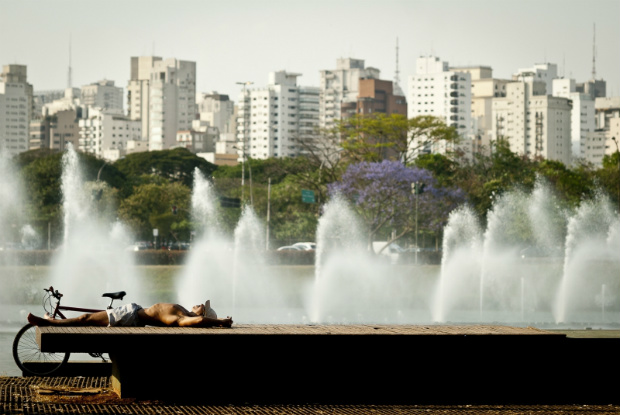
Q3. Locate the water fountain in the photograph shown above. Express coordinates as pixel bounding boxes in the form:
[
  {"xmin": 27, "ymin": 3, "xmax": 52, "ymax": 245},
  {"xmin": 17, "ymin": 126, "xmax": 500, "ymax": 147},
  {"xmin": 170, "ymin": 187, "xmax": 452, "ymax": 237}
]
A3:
[
  {"xmin": 46, "ymin": 144, "xmax": 145, "ymax": 308},
  {"xmin": 176, "ymin": 169, "xmax": 296, "ymax": 322},
  {"xmin": 436, "ymin": 178, "xmax": 620, "ymax": 327}
]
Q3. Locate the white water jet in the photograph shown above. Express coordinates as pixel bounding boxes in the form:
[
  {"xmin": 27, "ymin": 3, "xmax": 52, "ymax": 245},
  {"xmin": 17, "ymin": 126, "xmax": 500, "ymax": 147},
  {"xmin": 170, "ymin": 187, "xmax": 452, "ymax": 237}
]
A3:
[
  {"xmin": 176, "ymin": 169, "xmax": 232, "ymax": 309},
  {"xmin": 432, "ymin": 205, "xmax": 482, "ymax": 323},
  {"xmin": 555, "ymin": 192, "xmax": 619, "ymax": 324},
  {"xmin": 434, "ymin": 178, "xmax": 586, "ymax": 325},
  {"xmin": 0, "ymin": 154, "xmax": 26, "ymax": 252},
  {"xmin": 47, "ymin": 145, "xmax": 144, "ymax": 309},
  {"xmin": 310, "ymin": 193, "xmax": 420, "ymax": 324}
]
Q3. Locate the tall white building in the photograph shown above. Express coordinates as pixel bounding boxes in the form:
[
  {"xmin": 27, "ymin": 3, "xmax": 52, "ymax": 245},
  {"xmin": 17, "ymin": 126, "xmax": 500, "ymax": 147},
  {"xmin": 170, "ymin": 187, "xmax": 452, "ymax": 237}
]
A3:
[
  {"xmin": 581, "ymin": 97, "xmax": 620, "ymax": 168},
  {"xmin": 450, "ymin": 65, "xmax": 511, "ymax": 155},
  {"xmin": 0, "ymin": 65, "xmax": 32, "ymax": 157},
  {"xmin": 407, "ymin": 56, "xmax": 473, "ymax": 159},
  {"xmin": 552, "ymin": 78, "xmax": 595, "ymax": 158},
  {"xmin": 198, "ymin": 92, "xmax": 235, "ymax": 136},
  {"xmin": 492, "ymin": 80, "xmax": 572, "ymax": 165},
  {"xmin": 319, "ymin": 58, "xmax": 379, "ymax": 129},
  {"xmin": 513, "ymin": 63, "xmax": 558, "ymax": 95},
  {"xmin": 81, "ymin": 80, "xmax": 123, "ymax": 112},
  {"xmin": 149, "ymin": 59, "xmax": 196, "ymax": 151},
  {"xmin": 127, "ymin": 56, "xmax": 161, "ymax": 140},
  {"xmin": 79, "ymin": 107, "xmax": 141, "ymax": 161},
  {"xmin": 236, "ymin": 71, "xmax": 319, "ymax": 160}
]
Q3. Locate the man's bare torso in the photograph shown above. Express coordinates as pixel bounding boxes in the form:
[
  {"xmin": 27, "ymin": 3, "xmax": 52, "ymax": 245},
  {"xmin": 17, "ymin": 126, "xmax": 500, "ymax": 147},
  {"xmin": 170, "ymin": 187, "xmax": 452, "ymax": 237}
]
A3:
[{"xmin": 138, "ymin": 303, "xmax": 198, "ymax": 326}]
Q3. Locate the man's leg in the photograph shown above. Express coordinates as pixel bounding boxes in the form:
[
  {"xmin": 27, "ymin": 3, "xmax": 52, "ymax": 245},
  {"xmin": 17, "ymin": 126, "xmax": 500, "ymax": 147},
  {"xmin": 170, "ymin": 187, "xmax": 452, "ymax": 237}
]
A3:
[{"xmin": 27, "ymin": 311, "xmax": 110, "ymax": 326}]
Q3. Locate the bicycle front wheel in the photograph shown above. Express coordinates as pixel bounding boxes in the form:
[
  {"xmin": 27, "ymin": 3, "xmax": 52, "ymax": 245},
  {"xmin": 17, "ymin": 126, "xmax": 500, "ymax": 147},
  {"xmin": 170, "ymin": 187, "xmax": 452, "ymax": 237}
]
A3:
[{"xmin": 12, "ymin": 323, "xmax": 70, "ymax": 376}]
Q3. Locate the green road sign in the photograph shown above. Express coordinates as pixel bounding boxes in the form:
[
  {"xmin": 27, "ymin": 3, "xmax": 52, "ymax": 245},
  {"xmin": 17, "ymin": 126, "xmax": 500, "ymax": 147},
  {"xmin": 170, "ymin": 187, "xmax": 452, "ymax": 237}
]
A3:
[{"xmin": 301, "ymin": 189, "xmax": 315, "ymax": 203}]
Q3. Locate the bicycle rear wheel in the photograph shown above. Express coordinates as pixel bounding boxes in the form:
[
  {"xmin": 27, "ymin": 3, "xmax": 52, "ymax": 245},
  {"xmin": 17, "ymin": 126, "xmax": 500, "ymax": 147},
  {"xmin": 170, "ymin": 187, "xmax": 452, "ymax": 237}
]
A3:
[{"xmin": 12, "ymin": 323, "xmax": 70, "ymax": 376}]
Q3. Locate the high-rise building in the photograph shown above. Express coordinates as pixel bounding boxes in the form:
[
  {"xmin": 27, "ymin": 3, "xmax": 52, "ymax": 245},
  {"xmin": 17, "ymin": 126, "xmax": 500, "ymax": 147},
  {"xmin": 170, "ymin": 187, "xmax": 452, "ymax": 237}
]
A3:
[
  {"xmin": 79, "ymin": 107, "xmax": 141, "ymax": 161},
  {"xmin": 319, "ymin": 58, "xmax": 380, "ymax": 130},
  {"xmin": 552, "ymin": 78, "xmax": 595, "ymax": 158},
  {"xmin": 127, "ymin": 56, "xmax": 161, "ymax": 140},
  {"xmin": 340, "ymin": 78, "xmax": 407, "ymax": 160},
  {"xmin": 33, "ymin": 90, "xmax": 66, "ymax": 119},
  {"xmin": 41, "ymin": 88, "xmax": 82, "ymax": 117},
  {"xmin": 407, "ymin": 56, "xmax": 473, "ymax": 159},
  {"xmin": 29, "ymin": 110, "xmax": 80, "ymax": 151},
  {"xmin": 236, "ymin": 71, "xmax": 319, "ymax": 160},
  {"xmin": 513, "ymin": 63, "xmax": 558, "ymax": 95},
  {"xmin": 81, "ymin": 80, "xmax": 124, "ymax": 112},
  {"xmin": 576, "ymin": 79, "xmax": 606, "ymax": 100},
  {"xmin": 450, "ymin": 65, "xmax": 511, "ymax": 155},
  {"xmin": 492, "ymin": 80, "xmax": 572, "ymax": 165},
  {"xmin": 198, "ymin": 92, "xmax": 235, "ymax": 136},
  {"xmin": 0, "ymin": 65, "xmax": 32, "ymax": 157},
  {"xmin": 581, "ymin": 97, "xmax": 620, "ymax": 168}
]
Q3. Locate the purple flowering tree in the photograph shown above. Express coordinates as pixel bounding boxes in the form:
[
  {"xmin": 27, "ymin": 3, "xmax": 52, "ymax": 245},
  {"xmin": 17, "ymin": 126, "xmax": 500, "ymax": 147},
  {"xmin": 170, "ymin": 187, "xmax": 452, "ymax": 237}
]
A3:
[{"xmin": 328, "ymin": 160, "xmax": 466, "ymax": 250}]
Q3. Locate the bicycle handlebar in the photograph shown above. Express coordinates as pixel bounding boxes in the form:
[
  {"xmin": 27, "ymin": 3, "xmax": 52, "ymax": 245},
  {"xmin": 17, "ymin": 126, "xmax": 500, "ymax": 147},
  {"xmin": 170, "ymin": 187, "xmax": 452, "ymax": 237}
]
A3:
[{"xmin": 44, "ymin": 286, "xmax": 63, "ymax": 300}]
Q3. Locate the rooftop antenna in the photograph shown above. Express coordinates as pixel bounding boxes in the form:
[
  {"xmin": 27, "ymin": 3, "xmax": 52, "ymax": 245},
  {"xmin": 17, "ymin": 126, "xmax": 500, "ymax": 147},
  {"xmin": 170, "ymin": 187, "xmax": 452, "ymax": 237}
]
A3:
[
  {"xmin": 591, "ymin": 23, "xmax": 597, "ymax": 79},
  {"xmin": 393, "ymin": 37, "xmax": 404, "ymax": 96},
  {"xmin": 67, "ymin": 34, "xmax": 72, "ymax": 88},
  {"xmin": 562, "ymin": 53, "xmax": 565, "ymax": 78}
]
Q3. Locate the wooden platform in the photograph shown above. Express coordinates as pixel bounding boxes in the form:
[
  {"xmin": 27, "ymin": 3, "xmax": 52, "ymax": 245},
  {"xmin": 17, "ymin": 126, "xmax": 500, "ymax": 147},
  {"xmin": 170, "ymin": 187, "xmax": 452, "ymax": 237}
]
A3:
[{"xmin": 36, "ymin": 324, "xmax": 620, "ymax": 404}]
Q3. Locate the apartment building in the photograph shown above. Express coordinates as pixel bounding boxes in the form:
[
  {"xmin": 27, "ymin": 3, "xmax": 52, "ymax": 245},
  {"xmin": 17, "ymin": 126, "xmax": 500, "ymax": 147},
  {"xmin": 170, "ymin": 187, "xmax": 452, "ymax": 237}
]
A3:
[
  {"xmin": 450, "ymin": 65, "xmax": 511, "ymax": 155},
  {"xmin": 0, "ymin": 65, "xmax": 32, "ymax": 156},
  {"xmin": 33, "ymin": 90, "xmax": 65, "ymax": 118},
  {"xmin": 41, "ymin": 88, "xmax": 82, "ymax": 117},
  {"xmin": 319, "ymin": 58, "xmax": 380, "ymax": 130},
  {"xmin": 513, "ymin": 63, "xmax": 558, "ymax": 95},
  {"xmin": 492, "ymin": 80, "xmax": 572, "ymax": 165},
  {"xmin": 581, "ymin": 97, "xmax": 620, "ymax": 167},
  {"xmin": 79, "ymin": 107, "xmax": 141, "ymax": 161},
  {"xmin": 552, "ymin": 78, "xmax": 595, "ymax": 157},
  {"xmin": 577, "ymin": 79, "xmax": 606, "ymax": 100},
  {"xmin": 198, "ymin": 92, "xmax": 235, "ymax": 136},
  {"xmin": 236, "ymin": 71, "xmax": 319, "ymax": 160},
  {"xmin": 176, "ymin": 120, "xmax": 218, "ymax": 153},
  {"xmin": 407, "ymin": 56, "xmax": 473, "ymax": 159},
  {"xmin": 81, "ymin": 80, "xmax": 123, "ymax": 112},
  {"xmin": 147, "ymin": 58, "xmax": 196, "ymax": 151}
]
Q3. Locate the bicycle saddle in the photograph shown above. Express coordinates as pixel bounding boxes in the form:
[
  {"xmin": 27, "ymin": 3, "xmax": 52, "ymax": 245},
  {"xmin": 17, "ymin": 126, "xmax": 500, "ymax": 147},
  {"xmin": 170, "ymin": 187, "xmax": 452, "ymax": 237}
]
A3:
[{"xmin": 102, "ymin": 291, "xmax": 126, "ymax": 300}]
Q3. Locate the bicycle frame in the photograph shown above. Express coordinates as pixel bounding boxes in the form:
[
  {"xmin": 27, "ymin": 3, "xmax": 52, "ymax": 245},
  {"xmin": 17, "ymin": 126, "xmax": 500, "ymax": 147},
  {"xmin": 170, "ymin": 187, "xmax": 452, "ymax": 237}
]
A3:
[{"xmin": 44, "ymin": 286, "xmax": 111, "ymax": 320}]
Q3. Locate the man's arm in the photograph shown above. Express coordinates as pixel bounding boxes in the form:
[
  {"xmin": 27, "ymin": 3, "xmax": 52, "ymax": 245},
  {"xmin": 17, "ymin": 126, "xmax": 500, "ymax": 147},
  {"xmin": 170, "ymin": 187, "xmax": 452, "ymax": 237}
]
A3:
[{"xmin": 177, "ymin": 316, "xmax": 233, "ymax": 328}]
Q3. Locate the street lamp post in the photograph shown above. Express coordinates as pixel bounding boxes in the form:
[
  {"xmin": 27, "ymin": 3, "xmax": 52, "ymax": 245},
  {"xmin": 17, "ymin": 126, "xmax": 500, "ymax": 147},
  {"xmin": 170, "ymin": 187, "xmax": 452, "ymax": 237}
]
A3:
[
  {"xmin": 236, "ymin": 81, "xmax": 253, "ymax": 204},
  {"xmin": 612, "ymin": 136, "xmax": 619, "ymax": 212}
]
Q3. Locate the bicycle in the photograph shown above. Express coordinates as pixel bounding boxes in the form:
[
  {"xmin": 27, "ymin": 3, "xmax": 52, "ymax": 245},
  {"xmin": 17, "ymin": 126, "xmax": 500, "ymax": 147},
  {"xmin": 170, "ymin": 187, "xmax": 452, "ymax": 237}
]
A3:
[{"xmin": 12, "ymin": 286, "xmax": 126, "ymax": 376}]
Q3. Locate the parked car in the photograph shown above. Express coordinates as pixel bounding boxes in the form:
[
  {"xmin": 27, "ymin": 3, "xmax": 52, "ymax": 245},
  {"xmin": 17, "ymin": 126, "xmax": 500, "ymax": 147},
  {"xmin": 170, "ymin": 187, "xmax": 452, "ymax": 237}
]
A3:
[
  {"xmin": 168, "ymin": 241, "xmax": 191, "ymax": 251},
  {"xmin": 277, "ymin": 245, "xmax": 303, "ymax": 251},
  {"xmin": 372, "ymin": 241, "xmax": 406, "ymax": 264},
  {"xmin": 292, "ymin": 242, "xmax": 316, "ymax": 251},
  {"xmin": 126, "ymin": 241, "xmax": 151, "ymax": 251}
]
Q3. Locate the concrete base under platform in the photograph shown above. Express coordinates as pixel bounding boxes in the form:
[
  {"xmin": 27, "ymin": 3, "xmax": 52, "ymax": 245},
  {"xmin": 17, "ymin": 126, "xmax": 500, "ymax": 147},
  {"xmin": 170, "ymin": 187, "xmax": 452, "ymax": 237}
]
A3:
[{"xmin": 37, "ymin": 324, "xmax": 620, "ymax": 405}]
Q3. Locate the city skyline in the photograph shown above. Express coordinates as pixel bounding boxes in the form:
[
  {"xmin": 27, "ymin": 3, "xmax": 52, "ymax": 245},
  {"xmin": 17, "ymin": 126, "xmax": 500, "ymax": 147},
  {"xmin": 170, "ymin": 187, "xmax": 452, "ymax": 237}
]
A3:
[{"xmin": 2, "ymin": 0, "xmax": 619, "ymax": 101}]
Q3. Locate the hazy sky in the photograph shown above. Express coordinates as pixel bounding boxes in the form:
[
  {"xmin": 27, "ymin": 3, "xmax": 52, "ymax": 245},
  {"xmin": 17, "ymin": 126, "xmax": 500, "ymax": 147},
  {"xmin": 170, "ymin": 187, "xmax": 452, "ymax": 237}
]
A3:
[{"xmin": 2, "ymin": 0, "xmax": 619, "ymax": 101}]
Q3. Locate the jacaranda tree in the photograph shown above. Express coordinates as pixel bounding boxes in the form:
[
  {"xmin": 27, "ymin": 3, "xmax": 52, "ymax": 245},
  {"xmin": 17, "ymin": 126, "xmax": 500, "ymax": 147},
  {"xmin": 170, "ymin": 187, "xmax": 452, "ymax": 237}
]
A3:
[{"xmin": 328, "ymin": 160, "xmax": 466, "ymax": 250}]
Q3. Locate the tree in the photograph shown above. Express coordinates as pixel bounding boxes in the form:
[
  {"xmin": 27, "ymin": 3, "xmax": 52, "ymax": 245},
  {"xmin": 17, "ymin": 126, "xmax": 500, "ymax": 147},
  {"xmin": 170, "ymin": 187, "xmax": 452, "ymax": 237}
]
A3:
[
  {"xmin": 328, "ymin": 160, "xmax": 466, "ymax": 250},
  {"xmin": 596, "ymin": 151, "xmax": 620, "ymax": 211},
  {"xmin": 117, "ymin": 181, "xmax": 191, "ymax": 242},
  {"xmin": 113, "ymin": 148, "xmax": 216, "ymax": 196},
  {"xmin": 335, "ymin": 114, "xmax": 460, "ymax": 165}
]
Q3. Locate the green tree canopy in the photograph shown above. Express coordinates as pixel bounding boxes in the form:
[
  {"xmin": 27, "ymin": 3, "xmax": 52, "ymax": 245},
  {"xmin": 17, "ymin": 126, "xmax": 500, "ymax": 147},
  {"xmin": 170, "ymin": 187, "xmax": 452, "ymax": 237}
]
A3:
[{"xmin": 113, "ymin": 148, "xmax": 216, "ymax": 195}]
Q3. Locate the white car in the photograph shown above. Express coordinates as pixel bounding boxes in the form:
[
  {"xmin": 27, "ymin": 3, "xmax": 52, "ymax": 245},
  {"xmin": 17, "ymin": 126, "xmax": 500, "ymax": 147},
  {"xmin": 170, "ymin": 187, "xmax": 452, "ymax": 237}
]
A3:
[
  {"xmin": 292, "ymin": 242, "xmax": 316, "ymax": 251},
  {"xmin": 277, "ymin": 245, "xmax": 303, "ymax": 251}
]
